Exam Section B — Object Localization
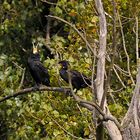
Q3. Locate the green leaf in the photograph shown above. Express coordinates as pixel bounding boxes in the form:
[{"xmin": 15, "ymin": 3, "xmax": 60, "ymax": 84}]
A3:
[
  {"xmin": 84, "ymin": 127, "xmax": 90, "ymax": 136},
  {"xmin": 52, "ymin": 110, "xmax": 59, "ymax": 118},
  {"xmin": 55, "ymin": 6, "xmax": 63, "ymax": 14},
  {"xmin": 53, "ymin": 129, "xmax": 61, "ymax": 136}
]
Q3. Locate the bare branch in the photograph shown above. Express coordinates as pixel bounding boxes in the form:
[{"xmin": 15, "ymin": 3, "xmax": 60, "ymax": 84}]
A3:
[
  {"xmin": 0, "ymin": 84, "xmax": 121, "ymax": 131},
  {"xmin": 77, "ymin": 94, "xmax": 122, "ymax": 131},
  {"xmin": 66, "ymin": 68, "xmax": 121, "ymax": 131},
  {"xmin": 135, "ymin": 16, "xmax": 139, "ymax": 68},
  {"xmin": 118, "ymin": 11, "xmax": 135, "ymax": 85},
  {"xmin": 0, "ymin": 86, "xmax": 71, "ymax": 103},
  {"xmin": 12, "ymin": 61, "xmax": 24, "ymax": 70},
  {"xmin": 100, "ymin": 0, "xmax": 117, "ymax": 108},
  {"xmin": 18, "ymin": 68, "xmax": 26, "ymax": 89},
  {"xmin": 46, "ymin": 15, "xmax": 95, "ymax": 55},
  {"xmin": 48, "ymin": 114, "xmax": 95, "ymax": 140},
  {"xmin": 114, "ymin": 64, "xmax": 129, "ymax": 76},
  {"xmin": 113, "ymin": 66, "xmax": 126, "ymax": 88},
  {"xmin": 94, "ymin": 0, "xmax": 122, "ymax": 139},
  {"xmin": 41, "ymin": 0, "xmax": 57, "ymax": 6},
  {"xmin": 94, "ymin": 0, "xmax": 107, "ymax": 105}
]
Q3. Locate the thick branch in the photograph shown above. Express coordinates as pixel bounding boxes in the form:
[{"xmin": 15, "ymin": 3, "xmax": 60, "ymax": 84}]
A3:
[
  {"xmin": 74, "ymin": 92, "xmax": 122, "ymax": 131},
  {"xmin": 66, "ymin": 69, "xmax": 121, "ymax": 131},
  {"xmin": 0, "ymin": 85, "xmax": 121, "ymax": 131},
  {"xmin": 0, "ymin": 86, "xmax": 70, "ymax": 103},
  {"xmin": 95, "ymin": 0, "xmax": 107, "ymax": 105},
  {"xmin": 100, "ymin": 0, "xmax": 117, "ymax": 108}
]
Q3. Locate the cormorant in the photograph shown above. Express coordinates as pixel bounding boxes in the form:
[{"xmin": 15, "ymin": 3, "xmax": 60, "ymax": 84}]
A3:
[
  {"xmin": 28, "ymin": 45, "xmax": 50, "ymax": 87},
  {"xmin": 59, "ymin": 60, "xmax": 91, "ymax": 90}
]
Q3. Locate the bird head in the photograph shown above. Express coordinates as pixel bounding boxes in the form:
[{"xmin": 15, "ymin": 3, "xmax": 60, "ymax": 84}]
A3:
[
  {"xmin": 32, "ymin": 42, "xmax": 39, "ymax": 54},
  {"xmin": 30, "ymin": 42, "xmax": 40, "ymax": 61},
  {"xmin": 59, "ymin": 60, "xmax": 69, "ymax": 70}
]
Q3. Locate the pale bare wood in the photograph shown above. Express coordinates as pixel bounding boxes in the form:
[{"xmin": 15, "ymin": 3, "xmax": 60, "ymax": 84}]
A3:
[
  {"xmin": 122, "ymin": 68, "xmax": 140, "ymax": 139},
  {"xmin": 94, "ymin": 0, "xmax": 122, "ymax": 139}
]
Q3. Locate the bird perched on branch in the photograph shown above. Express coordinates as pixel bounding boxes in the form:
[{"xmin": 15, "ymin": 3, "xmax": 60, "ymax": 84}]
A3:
[
  {"xmin": 28, "ymin": 43, "xmax": 50, "ymax": 88},
  {"xmin": 59, "ymin": 60, "xmax": 91, "ymax": 90}
]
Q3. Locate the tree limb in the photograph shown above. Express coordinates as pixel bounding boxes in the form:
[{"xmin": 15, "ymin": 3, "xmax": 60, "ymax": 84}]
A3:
[
  {"xmin": 66, "ymin": 69, "xmax": 122, "ymax": 131},
  {"xmin": 0, "ymin": 85, "xmax": 122, "ymax": 132},
  {"xmin": 77, "ymin": 97, "xmax": 122, "ymax": 131},
  {"xmin": 100, "ymin": 0, "xmax": 117, "ymax": 108},
  {"xmin": 0, "ymin": 86, "xmax": 70, "ymax": 103}
]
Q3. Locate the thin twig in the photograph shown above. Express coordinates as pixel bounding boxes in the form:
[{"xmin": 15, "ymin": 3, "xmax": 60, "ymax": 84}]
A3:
[
  {"xmin": 18, "ymin": 68, "xmax": 26, "ymax": 89},
  {"xmin": 47, "ymin": 114, "xmax": 93, "ymax": 140},
  {"xmin": 108, "ymin": 87, "xmax": 123, "ymax": 93},
  {"xmin": 46, "ymin": 15, "xmax": 95, "ymax": 55},
  {"xmin": 41, "ymin": 0, "xmax": 57, "ymax": 5},
  {"xmin": 25, "ymin": 100, "xmax": 93, "ymax": 139},
  {"xmin": 114, "ymin": 64, "xmax": 129, "ymax": 76},
  {"xmin": 113, "ymin": 66, "xmax": 126, "ymax": 88},
  {"xmin": 12, "ymin": 61, "xmax": 24, "ymax": 70},
  {"xmin": 26, "ymin": 110, "xmax": 83, "ymax": 139},
  {"xmin": 80, "ymin": 73, "xmax": 92, "ymax": 88},
  {"xmin": 118, "ymin": 12, "xmax": 135, "ymax": 85}
]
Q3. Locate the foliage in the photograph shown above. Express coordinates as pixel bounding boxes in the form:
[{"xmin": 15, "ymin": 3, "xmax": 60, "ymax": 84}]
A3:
[{"xmin": 0, "ymin": 0, "xmax": 138, "ymax": 139}]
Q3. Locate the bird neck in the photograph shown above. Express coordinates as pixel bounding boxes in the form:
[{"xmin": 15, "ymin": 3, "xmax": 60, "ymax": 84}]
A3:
[{"xmin": 31, "ymin": 53, "xmax": 40, "ymax": 61}]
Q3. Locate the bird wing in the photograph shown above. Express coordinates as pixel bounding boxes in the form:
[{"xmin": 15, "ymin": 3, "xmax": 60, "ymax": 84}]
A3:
[
  {"xmin": 59, "ymin": 69, "xmax": 69, "ymax": 83},
  {"xmin": 70, "ymin": 70, "xmax": 81, "ymax": 78},
  {"xmin": 34, "ymin": 61, "xmax": 50, "ymax": 86},
  {"xmin": 35, "ymin": 61, "xmax": 50, "ymax": 77},
  {"xmin": 70, "ymin": 70, "xmax": 91, "ymax": 86}
]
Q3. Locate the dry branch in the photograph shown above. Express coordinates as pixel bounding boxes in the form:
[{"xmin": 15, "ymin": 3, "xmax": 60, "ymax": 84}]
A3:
[
  {"xmin": 0, "ymin": 86, "xmax": 70, "ymax": 103},
  {"xmin": 0, "ymin": 85, "xmax": 121, "ymax": 130},
  {"xmin": 94, "ymin": 0, "xmax": 122, "ymax": 139},
  {"xmin": 45, "ymin": 15, "xmax": 95, "ymax": 55},
  {"xmin": 118, "ymin": 12, "xmax": 135, "ymax": 85}
]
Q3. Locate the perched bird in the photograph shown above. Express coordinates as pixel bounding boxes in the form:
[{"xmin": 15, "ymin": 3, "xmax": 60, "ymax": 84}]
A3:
[
  {"xmin": 28, "ymin": 45, "xmax": 50, "ymax": 88},
  {"xmin": 59, "ymin": 60, "xmax": 91, "ymax": 90}
]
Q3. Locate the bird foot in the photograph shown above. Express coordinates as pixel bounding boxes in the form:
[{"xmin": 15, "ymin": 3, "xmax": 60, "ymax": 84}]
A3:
[
  {"xmin": 65, "ymin": 91, "xmax": 73, "ymax": 96},
  {"xmin": 33, "ymin": 84, "xmax": 40, "ymax": 91}
]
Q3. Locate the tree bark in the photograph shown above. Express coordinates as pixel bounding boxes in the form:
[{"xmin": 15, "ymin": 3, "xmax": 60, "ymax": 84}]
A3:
[
  {"xmin": 94, "ymin": 0, "xmax": 107, "ymax": 105},
  {"xmin": 94, "ymin": 0, "xmax": 122, "ymax": 139},
  {"xmin": 122, "ymin": 67, "xmax": 140, "ymax": 140}
]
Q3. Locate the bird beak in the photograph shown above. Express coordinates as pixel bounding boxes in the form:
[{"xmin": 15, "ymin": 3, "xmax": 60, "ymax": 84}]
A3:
[
  {"xmin": 32, "ymin": 42, "xmax": 38, "ymax": 54},
  {"xmin": 33, "ymin": 47, "xmax": 38, "ymax": 54}
]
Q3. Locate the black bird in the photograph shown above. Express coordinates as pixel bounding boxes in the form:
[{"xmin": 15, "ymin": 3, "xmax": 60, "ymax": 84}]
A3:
[
  {"xmin": 59, "ymin": 60, "xmax": 91, "ymax": 90},
  {"xmin": 28, "ymin": 45, "xmax": 50, "ymax": 87}
]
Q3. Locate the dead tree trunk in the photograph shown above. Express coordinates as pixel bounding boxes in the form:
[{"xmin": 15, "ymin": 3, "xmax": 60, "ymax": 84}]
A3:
[
  {"xmin": 94, "ymin": 0, "xmax": 122, "ymax": 139},
  {"xmin": 122, "ymin": 67, "xmax": 140, "ymax": 140}
]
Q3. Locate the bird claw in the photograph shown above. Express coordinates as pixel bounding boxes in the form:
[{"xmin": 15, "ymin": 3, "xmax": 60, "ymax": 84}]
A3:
[{"xmin": 33, "ymin": 85, "xmax": 40, "ymax": 91}]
